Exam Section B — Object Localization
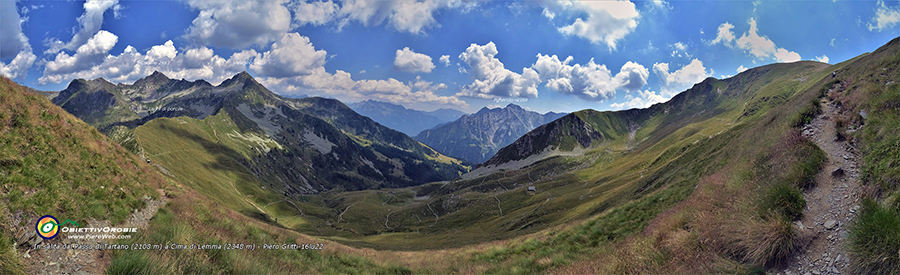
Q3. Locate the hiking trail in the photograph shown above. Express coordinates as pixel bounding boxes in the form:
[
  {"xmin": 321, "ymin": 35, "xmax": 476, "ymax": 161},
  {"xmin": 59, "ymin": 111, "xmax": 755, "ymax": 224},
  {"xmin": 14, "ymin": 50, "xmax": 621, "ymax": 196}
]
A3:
[{"xmin": 779, "ymin": 95, "xmax": 863, "ymax": 275}]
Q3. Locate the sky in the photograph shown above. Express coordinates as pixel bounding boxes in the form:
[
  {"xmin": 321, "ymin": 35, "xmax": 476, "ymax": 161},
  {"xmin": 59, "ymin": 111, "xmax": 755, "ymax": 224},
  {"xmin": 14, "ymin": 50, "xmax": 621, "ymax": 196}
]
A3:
[{"xmin": 2, "ymin": 0, "xmax": 900, "ymax": 114}]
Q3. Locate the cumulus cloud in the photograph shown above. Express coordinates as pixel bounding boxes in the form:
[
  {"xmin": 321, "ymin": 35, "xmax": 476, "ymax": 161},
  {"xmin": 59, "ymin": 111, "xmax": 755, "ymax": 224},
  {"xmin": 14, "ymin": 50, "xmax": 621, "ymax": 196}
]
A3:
[
  {"xmin": 44, "ymin": 0, "xmax": 119, "ymax": 54},
  {"xmin": 184, "ymin": 0, "xmax": 292, "ymax": 48},
  {"xmin": 337, "ymin": 0, "xmax": 466, "ymax": 34},
  {"xmin": 610, "ymin": 90, "xmax": 666, "ymax": 109},
  {"xmin": 552, "ymin": 0, "xmax": 640, "ymax": 50},
  {"xmin": 736, "ymin": 65, "xmax": 748, "ymax": 73},
  {"xmin": 709, "ymin": 18, "xmax": 801, "ymax": 63},
  {"xmin": 1, "ymin": 0, "xmax": 29, "ymax": 59},
  {"xmin": 0, "ymin": 50, "xmax": 37, "ymax": 80},
  {"xmin": 249, "ymin": 33, "xmax": 327, "ymax": 77},
  {"xmin": 532, "ymin": 54, "xmax": 648, "ymax": 101},
  {"xmin": 39, "ymin": 34, "xmax": 257, "ymax": 85},
  {"xmin": 868, "ymin": 0, "xmax": 900, "ymax": 31},
  {"xmin": 709, "ymin": 22, "xmax": 735, "ymax": 46},
  {"xmin": 0, "ymin": 0, "xmax": 36, "ymax": 79},
  {"xmin": 439, "ymin": 55, "xmax": 450, "ymax": 66},
  {"xmin": 456, "ymin": 42, "xmax": 541, "ymax": 99},
  {"xmin": 393, "ymin": 47, "xmax": 435, "ymax": 73},
  {"xmin": 44, "ymin": 30, "xmax": 119, "ymax": 78},
  {"xmin": 653, "ymin": 59, "xmax": 710, "ymax": 96},
  {"xmin": 291, "ymin": 0, "xmax": 339, "ymax": 26},
  {"xmin": 816, "ymin": 55, "xmax": 830, "ymax": 63},
  {"xmin": 258, "ymin": 67, "xmax": 468, "ymax": 108}
]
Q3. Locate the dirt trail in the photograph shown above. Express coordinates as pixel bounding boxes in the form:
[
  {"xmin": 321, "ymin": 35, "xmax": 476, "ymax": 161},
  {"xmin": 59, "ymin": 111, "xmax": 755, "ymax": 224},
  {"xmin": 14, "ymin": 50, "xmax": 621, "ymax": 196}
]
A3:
[{"xmin": 779, "ymin": 98, "xmax": 863, "ymax": 275}]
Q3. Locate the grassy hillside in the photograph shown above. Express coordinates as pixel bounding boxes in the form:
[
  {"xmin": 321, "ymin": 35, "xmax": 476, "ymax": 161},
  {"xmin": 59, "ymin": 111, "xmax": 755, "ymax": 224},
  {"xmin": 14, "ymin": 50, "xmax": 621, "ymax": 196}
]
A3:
[
  {"xmin": 265, "ymin": 60, "xmax": 831, "ymax": 256},
  {"xmin": 0, "ymin": 76, "xmax": 168, "ymax": 274}
]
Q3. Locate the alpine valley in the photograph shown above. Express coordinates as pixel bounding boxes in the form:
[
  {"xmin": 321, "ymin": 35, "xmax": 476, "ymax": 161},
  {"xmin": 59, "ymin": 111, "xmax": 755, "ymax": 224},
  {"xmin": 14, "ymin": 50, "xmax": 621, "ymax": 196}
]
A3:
[{"xmin": 3, "ymin": 37, "xmax": 900, "ymax": 275}]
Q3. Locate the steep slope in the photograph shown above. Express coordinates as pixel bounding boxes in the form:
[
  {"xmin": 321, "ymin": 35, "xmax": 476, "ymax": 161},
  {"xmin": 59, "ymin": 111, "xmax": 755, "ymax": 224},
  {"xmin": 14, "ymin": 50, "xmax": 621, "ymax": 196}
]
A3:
[
  {"xmin": 306, "ymin": 60, "xmax": 832, "ymax": 252},
  {"xmin": 347, "ymin": 100, "xmax": 462, "ymax": 136},
  {"xmin": 53, "ymin": 72, "xmax": 470, "ymax": 196},
  {"xmin": 415, "ymin": 104, "xmax": 566, "ymax": 164},
  {"xmin": 479, "ymin": 61, "xmax": 825, "ymax": 172},
  {"xmin": 0, "ymin": 76, "xmax": 168, "ymax": 273}
]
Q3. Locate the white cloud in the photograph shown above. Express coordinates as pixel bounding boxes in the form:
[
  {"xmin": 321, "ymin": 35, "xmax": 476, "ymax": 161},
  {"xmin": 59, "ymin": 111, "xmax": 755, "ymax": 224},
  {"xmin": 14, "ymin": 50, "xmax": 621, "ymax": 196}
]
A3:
[
  {"xmin": 393, "ymin": 47, "xmax": 435, "ymax": 73},
  {"xmin": 773, "ymin": 48, "xmax": 801, "ymax": 63},
  {"xmin": 709, "ymin": 22, "xmax": 735, "ymax": 46},
  {"xmin": 44, "ymin": 30, "xmax": 119, "ymax": 77},
  {"xmin": 44, "ymin": 0, "xmax": 118, "ymax": 54},
  {"xmin": 868, "ymin": 0, "xmax": 900, "ymax": 31},
  {"xmin": 337, "ymin": 0, "xmax": 465, "ymax": 34},
  {"xmin": 184, "ymin": 0, "xmax": 292, "ymax": 48},
  {"xmin": 291, "ymin": 0, "xmax": 339, "ymax": 26},
  {"xmin": 532, "ymin": 54, "xmax": 648, "ymax": 101},
  {"xmin": 653, "ymin": 59, "xmax": 710, "ymax": 96},
  {"xmin": 249, "ymin": 32, "xmax": 327, "ymax": 77},
  {"xmin": 815, "ymin": 55, "xmax": 830, "ymax": 63},
  {"xmin": 734, "ymin": 18, "xmax": 777, "ymax": 59},
  {"xmin": 610, "ymin": 90, "xmax": 666, "ymax": 109},
  {"xmin": 439, "ymin": 55, "xmax": 450, "ymax": 67},
  {"xmin": 616, "ymin": 61, "xmax": 650, "ymax": 91},
  {"xmin": 147, "ymin": 40, "xmax": 177, "ymax": 60},
  {"xmin": 0, "ymin": 50, "xmax": 37, "ymax": 80},
  {"xmin": 1, "ymin": 0, "xmax": 30, "ymax": 59},
  {"xmin": 542, "ymin": 7, "xmax": 556, "ymax": 19},
  {"xmin": 258, "ymin": 67, "xmax": 468, "ymax": 108},
  {"xmin": 552, "ymin": 0, "xmax": 640, "ymax": 50},
  {"xmin": 711, "ymin": 18, "xmax": 801, "ymax": 63},
  {"xmin": 0, "ymin": 0, "xmax": 36, "ymax": 79},
  {"xmin": 736, "ymin": 65, "xmax": 748, "ymax": 73},
  {"xmin": 39, "ymin": 34, "xmax": 257, "ymax": 85},
  {"xmin": 670, "ymin": 41, "xmax": 690, "ymax": 58},
  {"xmin": 456, "ymin": 42, "xmax": 540, "ymax": 99}
]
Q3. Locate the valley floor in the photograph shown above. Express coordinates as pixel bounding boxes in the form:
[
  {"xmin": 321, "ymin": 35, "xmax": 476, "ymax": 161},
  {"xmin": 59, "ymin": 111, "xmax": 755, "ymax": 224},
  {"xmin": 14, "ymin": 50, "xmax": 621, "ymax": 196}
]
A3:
[{"xmin": 780, "ymin": 95, "xmax": 863, "ymax": 274}]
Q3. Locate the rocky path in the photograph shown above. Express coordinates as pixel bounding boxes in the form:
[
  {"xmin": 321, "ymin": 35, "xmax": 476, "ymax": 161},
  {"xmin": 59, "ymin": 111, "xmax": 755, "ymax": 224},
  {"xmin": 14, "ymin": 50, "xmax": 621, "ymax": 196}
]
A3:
[{"xmin": 779, "ymin": 98, "xmax": 863, "ymax": 275}]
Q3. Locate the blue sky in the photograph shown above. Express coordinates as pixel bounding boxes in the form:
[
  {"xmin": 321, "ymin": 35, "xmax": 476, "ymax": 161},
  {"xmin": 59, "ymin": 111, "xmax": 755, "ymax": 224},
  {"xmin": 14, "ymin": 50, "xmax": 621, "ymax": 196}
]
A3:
[{"xmin": 2, "ymin": 0, "xmax": 900, "ymax": 114}]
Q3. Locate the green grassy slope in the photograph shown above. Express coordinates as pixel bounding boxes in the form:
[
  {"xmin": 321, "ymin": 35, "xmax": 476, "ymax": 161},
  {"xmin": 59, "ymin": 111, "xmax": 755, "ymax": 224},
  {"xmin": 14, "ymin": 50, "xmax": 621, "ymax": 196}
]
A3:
[
  {"xmin": 0, "ymin": 76, "xmax": 168, "ymax": 274},
  {"xmin": 283, "ymin": 60, "xmax": 832, "ymax": 254}
]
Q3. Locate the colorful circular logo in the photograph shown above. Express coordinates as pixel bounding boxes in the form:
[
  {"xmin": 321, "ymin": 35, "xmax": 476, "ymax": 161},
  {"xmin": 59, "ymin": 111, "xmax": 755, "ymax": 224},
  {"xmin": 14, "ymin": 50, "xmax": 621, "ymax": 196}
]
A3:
[{"xmin": 36, "ymin": 215, "xmax": 59, "ymax": 239}]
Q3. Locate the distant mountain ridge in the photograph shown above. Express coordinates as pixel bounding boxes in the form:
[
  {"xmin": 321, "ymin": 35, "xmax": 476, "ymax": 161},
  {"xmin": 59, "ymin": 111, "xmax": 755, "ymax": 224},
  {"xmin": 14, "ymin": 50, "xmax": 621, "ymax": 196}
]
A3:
[
  {"xmin": 415, "ymin": 104, "xmax": 566, "ymax": 164},
  {"xmin": 477, "ymin": 61, "xmax": 830, "ymax": 173},
  {"xmin": 347, "ymin": 100, "xmax": 466, "ymax": 136},
  {"xmin": 51, "ymin": 71, "xmax": 470, "ymax": 194}
]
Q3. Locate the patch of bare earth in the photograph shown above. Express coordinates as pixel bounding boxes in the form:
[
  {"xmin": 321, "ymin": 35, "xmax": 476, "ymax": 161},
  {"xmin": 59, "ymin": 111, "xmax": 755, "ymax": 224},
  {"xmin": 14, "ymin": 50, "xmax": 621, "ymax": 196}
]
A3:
[{"xmin": 778, "ymin": 97, "xmax": 862, "ymax": 275}]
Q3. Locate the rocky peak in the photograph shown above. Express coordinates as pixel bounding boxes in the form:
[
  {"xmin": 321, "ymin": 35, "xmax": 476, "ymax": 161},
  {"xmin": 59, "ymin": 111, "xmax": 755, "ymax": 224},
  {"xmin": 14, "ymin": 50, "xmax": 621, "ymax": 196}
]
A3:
[
  {"xmin": 133, "ymin": 71, "xmax": 170, "ymax": 88},
  {"xmin": 220, "ymin": 71, "xmax": 257, "ymax": 88}
]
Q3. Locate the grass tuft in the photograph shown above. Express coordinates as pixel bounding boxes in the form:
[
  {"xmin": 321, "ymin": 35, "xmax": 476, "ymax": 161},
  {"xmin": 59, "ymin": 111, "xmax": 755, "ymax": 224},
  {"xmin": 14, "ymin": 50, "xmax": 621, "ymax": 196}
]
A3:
[
  {"xmin": 739, "ymin": 215, "xmax": 798, "ymax": 268},
  {"xmin": 759, "ymin": 182, "xmax": 805, "ymax": 221},
  {"xmin": 848, "ymin": 198, "xmax": 900, "ymax": 275}
]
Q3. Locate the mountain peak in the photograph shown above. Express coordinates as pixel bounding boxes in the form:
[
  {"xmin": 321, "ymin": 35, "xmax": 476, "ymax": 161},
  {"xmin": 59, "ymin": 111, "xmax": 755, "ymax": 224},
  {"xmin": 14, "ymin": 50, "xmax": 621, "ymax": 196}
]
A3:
[
  {"xmin": 133, "ymin": 70, "xmax": 170, "ymax": 87},
  {"xmin": 220, "ymin": 71, "xmax": 258, "ymax": 88}
]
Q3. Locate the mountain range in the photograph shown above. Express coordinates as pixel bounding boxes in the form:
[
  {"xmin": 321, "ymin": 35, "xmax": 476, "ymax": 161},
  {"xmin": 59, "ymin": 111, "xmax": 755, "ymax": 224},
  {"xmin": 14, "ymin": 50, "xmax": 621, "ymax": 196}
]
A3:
[
  {"xmin": 347, "ymin": 100, "xmax": 466, "ymax": 136},
  {"xmin": 415, "ymin": 104, "xmax": 566, "ymax": 164},
  {"xmin": 5, "ymin": 37, "xmax": 900, "ymax": 275},
  {"xmin": 50, "ymin": 71, "xmax": 469, "ymax": 195}
]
